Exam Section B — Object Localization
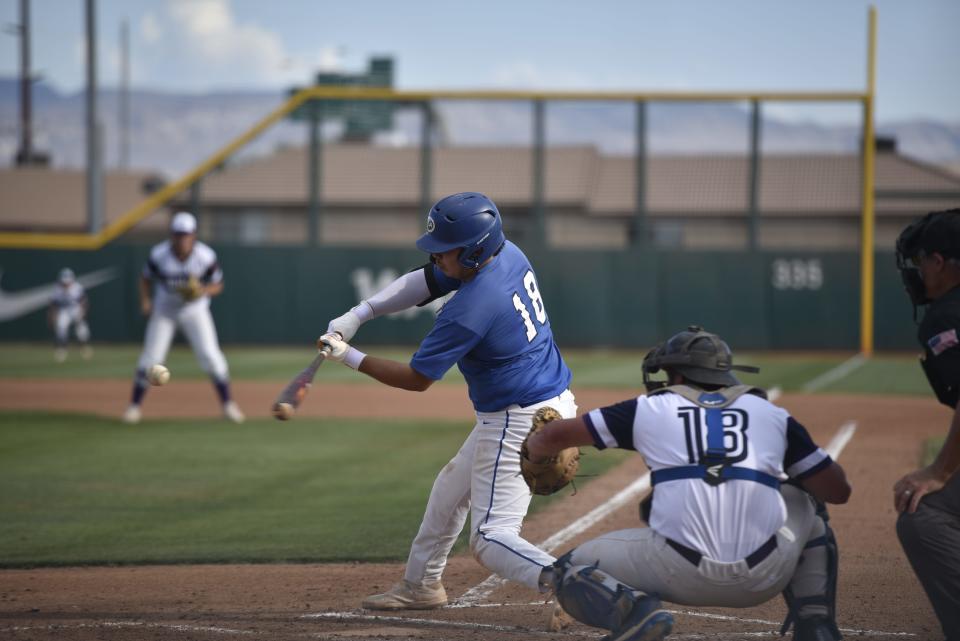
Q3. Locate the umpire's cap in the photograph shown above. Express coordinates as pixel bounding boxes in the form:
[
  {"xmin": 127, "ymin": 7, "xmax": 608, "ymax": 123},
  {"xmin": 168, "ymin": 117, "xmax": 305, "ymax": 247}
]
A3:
[{"xmin": 643, "ymin": 326, "xmax": 759, "ymax": 388}]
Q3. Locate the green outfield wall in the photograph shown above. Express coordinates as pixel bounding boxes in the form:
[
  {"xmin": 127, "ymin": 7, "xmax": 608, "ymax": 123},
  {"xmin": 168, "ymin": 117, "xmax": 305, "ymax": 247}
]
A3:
[{"xmin": 0, "ymin": 245, "xmax": 917, "ymax": 350}]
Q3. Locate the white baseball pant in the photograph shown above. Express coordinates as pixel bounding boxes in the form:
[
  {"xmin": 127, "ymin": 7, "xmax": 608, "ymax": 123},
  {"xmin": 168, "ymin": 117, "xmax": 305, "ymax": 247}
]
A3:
[
  {"xmin": 137, "ymin": 302, "xmax": 229, "ymax": 380},
  {"xmin": 54, "ymin": 308, "xmax": 90, "ymax": 344},
  {"xmin": 403, "ymin": 389, "xmax": 578, "ymax": 590},
  {"xmin": 565, "ymin": 484, "xmax": 828, "ymax": 609}
]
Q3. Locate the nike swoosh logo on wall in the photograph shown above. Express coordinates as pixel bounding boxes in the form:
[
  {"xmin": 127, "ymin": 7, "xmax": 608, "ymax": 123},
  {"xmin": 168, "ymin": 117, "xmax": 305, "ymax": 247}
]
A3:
[{"xmin": 0, "ymin": 267, "xmax": 118, "ymax": 322}]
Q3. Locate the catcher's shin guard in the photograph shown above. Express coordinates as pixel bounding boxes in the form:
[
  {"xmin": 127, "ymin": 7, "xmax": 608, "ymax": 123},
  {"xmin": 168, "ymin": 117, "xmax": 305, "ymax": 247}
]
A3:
[
  {"xmin": 552, "ymin": 553, "xmax": 673, "ymax": 638},
  {"xmin": 781, "ymin": 502, "xmax": 841, "ymax": 640}
]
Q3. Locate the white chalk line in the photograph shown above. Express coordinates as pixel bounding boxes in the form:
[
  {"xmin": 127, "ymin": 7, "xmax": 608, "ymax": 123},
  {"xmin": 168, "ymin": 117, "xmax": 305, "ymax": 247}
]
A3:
[
  {"xmin": 1, "ymin": 621, "xmax": 254, "ymax": 635},
  {"xmin": 303, "ymin": 609, "xmax": 913, "ymax": 638},
  {"xmin": 302, "ymin": 611, "xmax": 591, "ymax": 636},
  {"xmin": 825, "ymin": 420, "xmax": 858, "ymax": 460},
  {"xmin": 802, "ymin": 354, "xmax": 868, "ymax": 392}
]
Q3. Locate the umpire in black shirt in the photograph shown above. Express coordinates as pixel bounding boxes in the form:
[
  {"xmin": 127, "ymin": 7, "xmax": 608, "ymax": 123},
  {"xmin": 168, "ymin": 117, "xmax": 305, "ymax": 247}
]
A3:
[{"xmin": 893, "ymin": 208, "xmax": 960, "ymax": 641}]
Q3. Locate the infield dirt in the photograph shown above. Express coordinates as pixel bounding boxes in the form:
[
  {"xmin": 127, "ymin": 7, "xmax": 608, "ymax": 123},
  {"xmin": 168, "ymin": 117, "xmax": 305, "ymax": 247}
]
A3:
[{"xmin": 0, "ymin": 381, "xmax": 948, "ymax": 640}]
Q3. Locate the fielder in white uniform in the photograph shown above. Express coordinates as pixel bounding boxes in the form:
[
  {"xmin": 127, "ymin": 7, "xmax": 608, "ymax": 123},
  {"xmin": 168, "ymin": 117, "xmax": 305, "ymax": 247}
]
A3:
[
  {"xmin": 525, "ymin": 326, "xmax": 851, "ymax": 641},
  {"xmin": 47, "ymin": 268, "xmax": 92, "ymax": 362},
  {"xmin": 122, "ymin": 212, "xmax": 244, "ymax": 424}
]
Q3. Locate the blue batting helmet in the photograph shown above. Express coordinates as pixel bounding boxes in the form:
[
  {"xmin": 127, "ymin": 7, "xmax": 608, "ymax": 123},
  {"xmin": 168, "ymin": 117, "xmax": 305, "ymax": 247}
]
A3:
[{"xmin": 416, "ymin": 192, "xmax": 505, "ymax": 269}]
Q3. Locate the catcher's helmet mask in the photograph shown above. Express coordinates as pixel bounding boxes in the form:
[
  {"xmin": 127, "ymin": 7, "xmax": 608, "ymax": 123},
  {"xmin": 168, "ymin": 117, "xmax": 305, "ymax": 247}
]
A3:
[
  {"xmin": 895, "ymin": 208, "xmax": 960, "ymax": 313},
  {"xmin": 416, "ymin": 192, "xmax": 506, "ymax": 270},
  {"xmin": 642, "ymin": 325, "xmax": 759, "ymax": 392}
]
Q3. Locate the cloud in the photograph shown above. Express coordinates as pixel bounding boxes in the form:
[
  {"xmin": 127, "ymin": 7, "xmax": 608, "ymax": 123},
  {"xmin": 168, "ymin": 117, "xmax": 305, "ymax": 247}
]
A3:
[
  {"xmin": 168, "ymin": 0, "xmax": 284, "ymax": 73},
  {"xmin": 136, "ymin": 0, "xmax": 327, "ymax": 87}
]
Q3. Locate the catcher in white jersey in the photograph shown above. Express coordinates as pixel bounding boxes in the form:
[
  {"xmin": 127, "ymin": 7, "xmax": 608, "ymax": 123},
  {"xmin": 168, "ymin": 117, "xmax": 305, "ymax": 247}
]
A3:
[
  {"xmin": 122, "ymin": 212, "xmax": 244, "ymax": 424},
  {"xmin": 47, "ymin": 268, "xmax": 93, "ymax": 362},
  {"xmin": 524, "ymin": 326, "xmax": 851, "ymax": 641}
]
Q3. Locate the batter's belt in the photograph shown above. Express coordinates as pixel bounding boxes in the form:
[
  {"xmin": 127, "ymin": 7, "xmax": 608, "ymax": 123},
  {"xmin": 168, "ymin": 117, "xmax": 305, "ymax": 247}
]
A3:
[{"xmin": 665, "ymin": 534, "xmax": 777, "ymax": 569}]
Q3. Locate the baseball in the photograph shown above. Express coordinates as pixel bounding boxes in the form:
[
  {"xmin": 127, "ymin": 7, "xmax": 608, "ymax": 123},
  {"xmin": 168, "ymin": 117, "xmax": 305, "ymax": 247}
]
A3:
[
  {"xmin": 148, "ymin": 364, "xmax": 170, "ymax": 386},
  {"xmin": 273, "ymin": 402, "xmax": 295, "ymax": 421}
]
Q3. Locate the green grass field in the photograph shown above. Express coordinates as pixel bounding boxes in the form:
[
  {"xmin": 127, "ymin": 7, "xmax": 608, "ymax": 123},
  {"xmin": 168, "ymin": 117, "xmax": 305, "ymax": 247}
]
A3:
[
  {"xmin": 0, "ymin": 344, "xmax": 933, "ymax": 567},
  {"xmin": 0, "ymin": 409, "xmax": 626, "ymax": 567}
]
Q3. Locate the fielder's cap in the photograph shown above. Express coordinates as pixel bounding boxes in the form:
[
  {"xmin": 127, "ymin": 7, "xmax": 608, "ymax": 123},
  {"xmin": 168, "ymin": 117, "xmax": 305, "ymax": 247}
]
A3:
[
  {"xmin": 170, "ymin": 211, "xmax": 197, "ymax": 234},
  {"xmin": 58, "ymin": 267, "xmax": 75, "ymax": 283}
]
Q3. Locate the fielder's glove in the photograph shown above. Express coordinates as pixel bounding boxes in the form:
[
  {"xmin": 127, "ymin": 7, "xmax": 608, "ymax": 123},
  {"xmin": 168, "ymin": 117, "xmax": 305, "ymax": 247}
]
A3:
[
  {"xmin": 520, "ymin": 406, "xmax": 580, "ymax": 496},
  {"xmin": 177, "ymin": 275, "xmax": 205, "ymax": 302}
]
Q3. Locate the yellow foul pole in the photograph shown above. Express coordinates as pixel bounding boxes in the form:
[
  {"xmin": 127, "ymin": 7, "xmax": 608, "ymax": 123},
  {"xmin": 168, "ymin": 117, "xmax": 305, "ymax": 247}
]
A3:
[{"xmin": 860, "ymin": 6, "xmax": 877, "ymax": 356}]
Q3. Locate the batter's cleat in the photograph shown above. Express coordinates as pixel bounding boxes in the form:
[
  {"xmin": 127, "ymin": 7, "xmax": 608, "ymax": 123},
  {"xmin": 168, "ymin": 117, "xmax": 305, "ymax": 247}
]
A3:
[
  {"xmin": 54, "ymin": 348, "xmax": 67, "ymax": 363},
  {"xmin": 548, "ymin": 600, "xmax": 575, "ymax": 632},
  {"xmin": 223, "ymin": 401, "xmax": 245, "ymax": 424},
  {"xmin": 793, "ymin": 616, "xmax": 842, "ymax": 641},
  {"xmin": 603, "ymin": 595, "xmax": 673, "ymax": 641},
  {"xmin": 122, "ymin": 405, "xmax": 142, "ymax": 425},
  {"xmin": 361, "ymin": 580, "xmax": 447, "ymax": 610},
  {"xmin": 81, "ymin": 345, "xmax": 94, "ymax": 360}
]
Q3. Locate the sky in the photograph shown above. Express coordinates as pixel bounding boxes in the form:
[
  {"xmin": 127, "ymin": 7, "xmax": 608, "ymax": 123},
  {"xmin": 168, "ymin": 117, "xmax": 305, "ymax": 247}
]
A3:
[{"xmin": 0, "ymin": 0, "xmax": 958, "ymax": 124}]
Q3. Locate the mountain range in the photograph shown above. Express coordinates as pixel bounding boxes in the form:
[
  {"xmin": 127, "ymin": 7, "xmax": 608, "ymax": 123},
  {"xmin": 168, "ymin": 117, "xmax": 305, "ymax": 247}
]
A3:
[{"xmin": 1, "ymin": 78, "xmax": 958, "ymax": 178}]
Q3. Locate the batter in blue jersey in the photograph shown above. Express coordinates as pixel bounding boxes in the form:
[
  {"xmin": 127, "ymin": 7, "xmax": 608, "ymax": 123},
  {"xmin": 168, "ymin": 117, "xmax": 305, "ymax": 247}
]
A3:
[
  {"xmin": 319, "ymin": 192, "xmax": 577, "ymax": 611},
  {"xmin": 412, "ymin": 239, "xmax": 571, "ymax": 411}
]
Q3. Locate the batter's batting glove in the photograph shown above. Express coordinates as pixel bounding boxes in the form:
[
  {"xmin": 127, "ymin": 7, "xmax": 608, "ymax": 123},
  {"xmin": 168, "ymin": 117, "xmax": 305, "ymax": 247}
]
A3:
[
  {"xmin": 326, "ymin": 302, "xmax": 372, "ymax": 342},
  {"xmin": 317, "ymin": 332, "xmax": 366, "ymax": 370}
]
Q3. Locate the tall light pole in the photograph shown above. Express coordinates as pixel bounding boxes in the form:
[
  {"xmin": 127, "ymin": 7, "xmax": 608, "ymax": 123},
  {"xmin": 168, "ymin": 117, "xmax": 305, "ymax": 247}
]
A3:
[
  {"xmin": 119, "ymin": 18, "xmax": 129, "ymax": 170},
  {"xmin": 85, "ymin": 0, "xmax": 102, "ymax": 232},
  {"xmin": 16, "ymin": 0, "xmax": 33, "ymax": 165}
]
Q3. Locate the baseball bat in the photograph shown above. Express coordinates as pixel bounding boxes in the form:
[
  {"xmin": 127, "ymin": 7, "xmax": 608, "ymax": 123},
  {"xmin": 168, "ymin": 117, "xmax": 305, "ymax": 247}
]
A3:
[{"xmin": 271, "ymin": 344, "xmax": 333, "ymax": 421}]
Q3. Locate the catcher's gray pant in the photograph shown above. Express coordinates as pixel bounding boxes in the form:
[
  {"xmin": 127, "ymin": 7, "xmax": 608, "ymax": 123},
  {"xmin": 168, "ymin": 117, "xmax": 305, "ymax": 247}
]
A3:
[
  {"xmin": 897, "ymin": 472, "xmax": 960, "ymax": 641},
  {"xmin": 403, "ymin": 390, "xmax": 577, "ymax": 591},
  {"xmin": 564, "ymin": 485, "xmax": 831, "ymax": 613},
  {"xmin": 137, "ymin": 302, "xmax": 229, "ymax": 380}
]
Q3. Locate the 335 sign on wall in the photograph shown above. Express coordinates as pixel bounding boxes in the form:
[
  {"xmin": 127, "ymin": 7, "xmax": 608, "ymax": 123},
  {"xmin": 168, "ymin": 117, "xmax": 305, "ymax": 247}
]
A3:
[{"xmin": 771, "ymin": 259, "xmax": 823, "ymax": 291}]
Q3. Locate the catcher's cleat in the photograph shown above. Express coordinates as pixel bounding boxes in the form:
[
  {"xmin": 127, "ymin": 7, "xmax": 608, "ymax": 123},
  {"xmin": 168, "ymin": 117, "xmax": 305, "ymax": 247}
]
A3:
[
  {"xmin": 223, "ymin": 401, "xmax": 245, "ymax": 424},
  {"xmin": 793, "ymin": 616, "xmax": 842, "ymax": 641},
  {"xmin": 603, "ymin": 596, "xmax": 673, "ymax": 641},
  {"xmin": 361, "ymin": 580, "xmax": 447, "ymax": 610},
  {"xmin": 122, "ymin": 404, "xmax": 142, "ymax": 425}
]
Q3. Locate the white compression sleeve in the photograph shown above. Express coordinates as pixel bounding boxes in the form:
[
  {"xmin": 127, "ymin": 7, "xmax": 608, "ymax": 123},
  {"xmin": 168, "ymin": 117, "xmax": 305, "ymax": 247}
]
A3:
[{"xmin": 364, "ymin": 268, "xmax": 432, "ymax": 318}]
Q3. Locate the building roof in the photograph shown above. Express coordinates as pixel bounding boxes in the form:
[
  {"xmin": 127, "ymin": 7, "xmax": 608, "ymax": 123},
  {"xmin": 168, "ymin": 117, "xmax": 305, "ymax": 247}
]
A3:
[
  {"xmin": 0, "ymin": 167, "xmax": 165, "ymax": 232},
  {"xmin": 188, "ymin": 144, "xmax": 960, "ymax": 216},
  {"xmin": 3, "ymin": 146, "xmax": 958, "ymax": 233}
]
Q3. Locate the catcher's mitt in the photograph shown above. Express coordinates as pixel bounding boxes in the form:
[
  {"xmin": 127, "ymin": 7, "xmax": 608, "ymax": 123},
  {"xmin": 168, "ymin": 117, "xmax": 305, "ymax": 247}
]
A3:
[
  {"xmin": 520, "ymin": 406, "xmax": 580, "ymax": 495},
  {"xmin": 177, "ymin": 275, "xmax": 205, "ymax": 301}
]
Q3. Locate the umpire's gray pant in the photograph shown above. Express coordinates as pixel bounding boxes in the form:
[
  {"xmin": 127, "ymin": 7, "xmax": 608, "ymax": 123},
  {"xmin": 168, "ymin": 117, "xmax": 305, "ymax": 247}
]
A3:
[{"xmin": 897, "ymin": 473, "xmax": 960, "ymax": 641}]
